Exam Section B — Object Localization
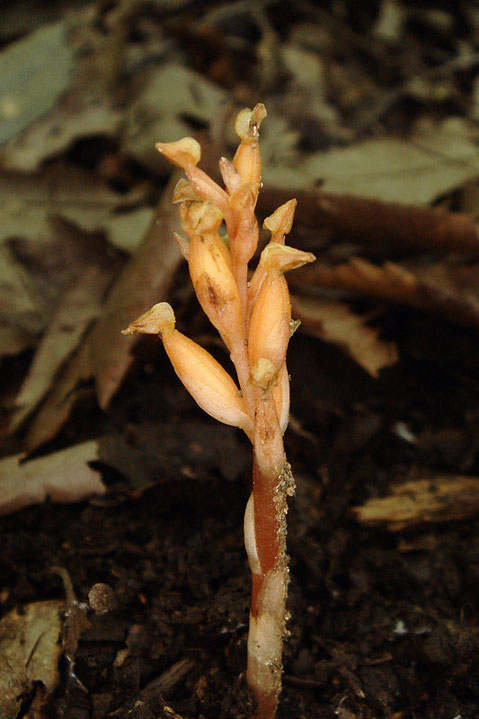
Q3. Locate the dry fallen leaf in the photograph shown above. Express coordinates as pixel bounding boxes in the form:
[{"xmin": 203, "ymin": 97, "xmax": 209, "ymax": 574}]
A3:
[
  {"xmin": 0, "ymin": 322, "xmax": 34, "ymax": 357},
  {"xmin": 0, "ymin": 440, "xmax": 105, "ymax": 516},
  {"xmin": 89, "ymin": 172, "xmax": 183, "ymax": 409},
  {"xmin": 0, "ymin": 166, "xmax": 142, "ymax": 251},
  {"xmin": 23, "ymin": 174, "xmax": 183, "ymax": 451},
  {"xmin": 9, "ymin": 265, "xmax": 114, "ymax": 433},
  {"xmin": 122, "ymin": 63, "xmax": 228, "ymax": 170},
  {"xmin": 0, "ymin": 22, "xmax": 73, "ymax": 145},
  {"xmin": 262, "ymin": 117, "xmax": 479, "ymax": 205},
  {"xmin": 0, "ymin": 600, "xmax": 63, "ymax": 719},
  {"xmin": 291, "ymin": 295, "xmax": 398, "ymax": 377}
]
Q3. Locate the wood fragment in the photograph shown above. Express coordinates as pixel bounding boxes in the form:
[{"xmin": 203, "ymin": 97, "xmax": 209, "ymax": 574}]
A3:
[
  {"xmin": 353, "ymin": 476, "xmax": 479, "ymax": 531},
  {"xmin": 297, "ymin": 257, "xmax": 479, "ymax": 333}
]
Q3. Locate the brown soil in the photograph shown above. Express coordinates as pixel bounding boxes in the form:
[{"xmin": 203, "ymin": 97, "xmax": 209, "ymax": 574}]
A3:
[{"xmin": 2, "ymin": 306, "xmax": 479, "ymax": 719}]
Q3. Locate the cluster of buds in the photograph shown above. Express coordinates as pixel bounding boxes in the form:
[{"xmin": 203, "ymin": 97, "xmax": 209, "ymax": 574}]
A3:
[{"xmin": 123, "ymin": 104, "xmax": 315, "ymax": 719}]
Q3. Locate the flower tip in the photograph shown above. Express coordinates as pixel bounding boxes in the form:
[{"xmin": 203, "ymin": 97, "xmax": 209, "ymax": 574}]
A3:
[
  {"xmin": 172, "ymin": 178, "xmax": 200, "ymax": 204},
  {"xmin": 261, "ymin": 243, "xmax": 316, "ymax": 274},
  {"xmin": 234, "ymin": 104, "xmax": 267, "ymax": 142},
  {"xmin": 263, "ymin": 199, "xmax": 297, "ymax": 236},
  {"xmin": 180, "ymin": 201, "xmax": 223, "ymax": 235},
  {"xmin": 122, "ymin": 302, "xmax": 176, "ymax": 336},
  {"xmin": 155, "ymin": 137, "xmax": 201, "ymax": 168}
]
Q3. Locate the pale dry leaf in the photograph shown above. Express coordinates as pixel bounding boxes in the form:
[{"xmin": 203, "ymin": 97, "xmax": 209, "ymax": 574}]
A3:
[
  {"xmin": 0, "ymin": 7, "xmax": 126, "ymax": 173},
  {"xmin": 9, "ymin": 265, "xmax": 114, "ymax": 433},
  {"xmin": 24, "ymin": 342, "xmax": 91, "ymax": 452},
  {"xmin": 101, "ymin": 207, "xmax": 155, "ymax": 253},
  {"xmin": 353, "ymin": 475, "xmax": 479, "ymax": 530},
  {"xmin": 1, "ymin": 98, "xmax": 123, "ymax": 173},
  {"xmin": 303, "ymin": 125, "xmax": 479, "ymax": 204},
  {"xmin": 264, "ymin": 117, "xmax": 479, "ymax": 204},
  {"xmin": 123, "ymin": 64, "xmax": 228, "ymax": 170},
  {"xmin": 0, "ymin": 600, "xmax": 63, "ymax": 719},
  {"xmin": 291, "ymin": 295, "xmax": 398, "ymax": 377},
  {"xmin": 0, "ymin": 166, "xmax": 125, "ymax": 246},
  {"xmin": 373, "ymin": 0, "xmax": 406, "ymax": 43},
  {"xmin": 0, "ymin": 22, "xmax": 73, "ymax": 145},
  {"xmin": 0, "ymin": 440, "xmax": 105, "ymax": 516}
]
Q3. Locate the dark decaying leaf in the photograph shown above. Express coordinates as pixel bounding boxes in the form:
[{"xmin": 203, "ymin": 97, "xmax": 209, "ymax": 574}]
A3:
[{"xmin": 291, "ymin": 295, "xmax": 398, "ymax": 377}]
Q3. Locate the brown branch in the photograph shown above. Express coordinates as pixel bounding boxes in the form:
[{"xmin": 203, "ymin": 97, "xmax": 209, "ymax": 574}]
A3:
[{"xmin": 259, "ymin": 188, "xmax": 479, "ymax": 256}]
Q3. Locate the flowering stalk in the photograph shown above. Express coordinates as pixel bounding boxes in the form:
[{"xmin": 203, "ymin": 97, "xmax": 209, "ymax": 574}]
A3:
[{"xmin": 123, "ymin": 105, "xmax": 315, "ymax": 719}]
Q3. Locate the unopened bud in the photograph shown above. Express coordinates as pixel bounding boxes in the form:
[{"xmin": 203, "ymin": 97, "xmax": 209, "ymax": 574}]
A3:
[
  {"xmin": 156, "ymin": 137, "xmax": 201, "ymax": 168},
  {"xmin": 219, "ymin": 156, "xmax": 241, "ymax": 194},
  {"xmin": 229, "ymin": 183, "xmax": 258, "ymax": 263},
  {"xmin": 235, "ymin": 104, "xmax": 267, "ymax": 142},
  {"xmin": 188, "ymin": 230, "xmax": 242, "ymax": 348},
  {"xmin": 163, "ymin": 329, "xmax": 252, "ymax": 433},
  {"xmin": 233, "ymin": 104, "xmax": 266, "ymax": 189},
  {"xmin": 248, "ymin": 273, "xmax": 291, "ymax": 370}
]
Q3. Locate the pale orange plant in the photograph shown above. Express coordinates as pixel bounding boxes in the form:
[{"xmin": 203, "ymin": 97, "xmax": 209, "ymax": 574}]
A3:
[{"xmin": 123, "ymin": 104, "xmax": 315, "ymax": 719}]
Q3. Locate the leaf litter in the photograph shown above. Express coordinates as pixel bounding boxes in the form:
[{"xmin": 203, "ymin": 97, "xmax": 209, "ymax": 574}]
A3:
[{"xmin": 2, "ymin": 2, "xmax": 479, "ymax": 717}]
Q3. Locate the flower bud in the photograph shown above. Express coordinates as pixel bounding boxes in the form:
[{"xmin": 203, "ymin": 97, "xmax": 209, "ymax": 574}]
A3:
[
  {"xmin": 219, "ymin": 156, "xmax": 241, "ymax": 194},
  {"xmin": 182, "ymin": 203, "xmax": 243, "ymax": 348},
  {"xmin": 180, "ymin": 200, "xmax": 223, "ymax": 236},
  {"xmin": 229, "ymin": 183, "xmax": 259, "ymax": 264},
  {"xmin": 172, "ymin": 178, "xmax": 200, "ymax": 204},
  {"xmin": 122, "ymin": 302, "xmax": 175, "ymax": 335},
  {"xmin": 232, "ymin": 104, "xmax": 266, "ymax": 190},
  {"xmin": 163, "ymin": 330, "xmax": 251, "ymax": 432},
  {"xmin": 123, "ymin": 303, "xmax": 252, "ymax": 433},
  {"xmin": 248, "ymin": 273, "xmax": 291, "ymax": 371}
]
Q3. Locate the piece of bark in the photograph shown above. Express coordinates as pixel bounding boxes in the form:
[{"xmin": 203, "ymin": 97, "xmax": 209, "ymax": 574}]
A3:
[
  {"xmin": 258, "ymin": 188, "xmax": 479, "ymax": 256},
  {"xmin": 353, "ymin": 476, "xmax": 479, "ymax": 531}
]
